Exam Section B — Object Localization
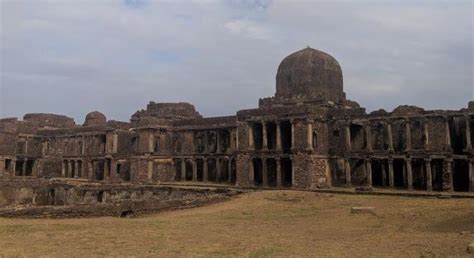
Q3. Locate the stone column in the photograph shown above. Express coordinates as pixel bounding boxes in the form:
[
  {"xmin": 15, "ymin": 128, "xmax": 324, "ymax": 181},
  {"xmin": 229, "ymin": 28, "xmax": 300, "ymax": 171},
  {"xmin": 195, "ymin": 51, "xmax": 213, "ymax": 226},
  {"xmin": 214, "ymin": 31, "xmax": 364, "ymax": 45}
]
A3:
[
  {"xmin": 204, "ymin": 132, "xmax": 209, "ymax": 153},
  {"xmin": 203, "ymin": 158, "xmax": 208, "ymax": 182},
  {"xmin": 445, "ymin": 118, "xmax": 451, "ymax": 149},
  {"xmin": 276, "ymin": 158, "xmax": 282, "ymax": 187},
  {"xmin": 228, "ymin": 158, "xmax": 232, "ymax": 183},
  {"xmin": 405, "ymin": 120, "xmax": 411, "ymax": 151},
  {"xmin": 113, "ymin": 133, "xmax": 118, "ymax": 153},
  {"xmin": 24, "ymin": 139, "xmax": 29, "ymax": 156},
  {"xmin": 104, "ymin": 160, "xmax": 109, "ymax": 180},
  {"xmin": 249, "ymin": 158, "xmax": 255, "ymax": 186},
  {"xmin": 366, "ymin": 124, "xmax": 372, "ymax": 151},
  {"xmin": 262, "ymin": 121, "xmax": 268, "ymax": 150},
  {"xmin": 290, "ymin": 120, "xmax": 295, "ymax": 151},
  {"xmin": 345, "ymin": 159, "xmax": 351, "ymax": 186},
  {"xmin": 381, "ymin": 161, "xmax": 387, "ymax": 186},
  {"xmin": 61, "ymin": 160, "xmax": 66, "ymax": 177},
  {"xmin": 366, "ymin": 159, "xmax": 372, "ymax": 186},
  {"xmin": 74, "ymin": 160, "xmax": 79, "ymax": 178},
  {"xmin": 216, "ymin": 158, "xmax": 221, "ymax": 182},
  {"xmin": 148, "ymin": 133, "xmax": 154, "ymax": 153},
  {"xmin": 387, "ymin": 122, "xmax": 394, "ymax": 151},
  {"xmin": 423, "ymin": 122, "xmax": 430, "ymax": 150},
  {"xmin": 276, "ymin": 122, "xmax": 282, "ymax": 151},
  {"xmin": 216, "ymin": 131, "xmax": 221, "ymax": 153},
  {"xmin": 465, "ymin": 116, "xmax": 472, "ymax": 150},
  {"xmin": 445, "ymin": 159, "xmax": 454, "ymax": 191},
  {"xmin": 248, "ymin": 124, "xmax": 254, "ymax": 150},
  {"xmin": 147, "ymin": 160, "xmax": 153, "ymax": 181},
  {"xmin": 235, "ymin": 128, "xmax": 239, "ymax": 150},
  {"xmin": 192, "ymin": 159, "xmax": 197, "ymax": 181},
  {"xmin": 425, "ymin": 158, "xmax": 432, "ymax": 191},
  {"xmin": 388, "ymin": 159, "xmax": 394, "ymax": 187},
  {"xmin": 345, "ymin": 125, "xmax": 351, "ymax": 151},
  {"xmin": 468, "ymin": 159, "xmax": 473, "ymax": 192},
  {"xmin": 68, "ymin": 160, "xmax": 73, "ymax": 178},
  {"xmin": 406, "ymin": 158, "xmax": 413, "ymax": 190},
  {"xmin": 307, "ymin": 120, "xmax": 313, "ymax": 150},
  {"xmin": 181, "ymin": 159, "xmax": 186, "ymax": 181},
  {"xmin": 262, "ymin": 157, "xmax": 268, "ymax": 187}
]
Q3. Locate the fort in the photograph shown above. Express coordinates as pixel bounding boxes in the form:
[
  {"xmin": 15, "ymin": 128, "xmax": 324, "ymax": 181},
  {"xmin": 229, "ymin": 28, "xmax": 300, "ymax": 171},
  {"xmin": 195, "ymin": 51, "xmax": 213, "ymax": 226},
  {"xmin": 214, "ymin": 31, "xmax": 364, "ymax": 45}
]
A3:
[{"xmin": 1, "ymin": 47, "xmax": 473, "ymax": 216}]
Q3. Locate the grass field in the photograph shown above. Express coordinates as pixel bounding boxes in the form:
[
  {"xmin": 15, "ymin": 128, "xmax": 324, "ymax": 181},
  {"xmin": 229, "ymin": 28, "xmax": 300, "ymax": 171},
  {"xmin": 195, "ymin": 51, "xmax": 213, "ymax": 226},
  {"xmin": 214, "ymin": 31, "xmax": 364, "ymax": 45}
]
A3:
[{"xmin": 0, "ymin": 190, "xmax": 473, "ymax": 257}]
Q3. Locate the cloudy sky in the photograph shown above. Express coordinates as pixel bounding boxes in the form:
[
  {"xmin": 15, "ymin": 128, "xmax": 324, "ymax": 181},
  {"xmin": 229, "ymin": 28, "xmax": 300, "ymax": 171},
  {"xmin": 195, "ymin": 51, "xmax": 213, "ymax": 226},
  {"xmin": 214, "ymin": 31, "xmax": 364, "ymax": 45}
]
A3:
[{"xmin": 1, "ymin": 0, "xmax": 473, "ymax": 123}]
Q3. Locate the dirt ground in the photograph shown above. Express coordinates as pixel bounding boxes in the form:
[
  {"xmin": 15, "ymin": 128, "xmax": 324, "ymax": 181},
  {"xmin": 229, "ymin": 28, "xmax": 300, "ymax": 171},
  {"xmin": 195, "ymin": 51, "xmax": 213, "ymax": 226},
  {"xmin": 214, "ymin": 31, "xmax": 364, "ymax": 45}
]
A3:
[{"xmin": 0, "ymin": 190, "xmax": 473, "ymax": 257}]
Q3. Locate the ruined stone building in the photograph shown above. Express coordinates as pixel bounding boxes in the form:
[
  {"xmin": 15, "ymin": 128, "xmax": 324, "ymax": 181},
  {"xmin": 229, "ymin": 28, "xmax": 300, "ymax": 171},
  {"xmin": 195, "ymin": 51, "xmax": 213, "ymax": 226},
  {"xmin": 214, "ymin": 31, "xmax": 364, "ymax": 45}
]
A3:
[{"xmin": 1, "ymin": 47, "xmax": 473, "ymax": 193}]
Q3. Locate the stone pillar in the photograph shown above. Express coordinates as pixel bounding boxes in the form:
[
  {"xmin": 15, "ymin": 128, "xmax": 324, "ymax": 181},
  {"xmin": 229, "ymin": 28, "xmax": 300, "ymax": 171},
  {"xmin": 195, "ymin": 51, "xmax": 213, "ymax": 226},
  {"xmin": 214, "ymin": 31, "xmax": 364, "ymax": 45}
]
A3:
[
  {"xmin": 345, "ymin": 126, "xmax": 351, "ymax": 151},
  {"xmin": 425, "ymin": 159, "xmax": 432, "ymax": 191},
  {"xmin": 262, "ymin": 157, "xmax": 268, "ymax": 187},
  {"xmin": 203, "ymin": 158, "xmax": 208, "ymax": 182},
  {"xmin": 216, "ymin": 131, "xmax": 221, "ymax": 153},
  {"xmin": 290, "ymin": 120, "xmax": 295, "ymax": 151},
  {"xmin": 405, "ymin": 120, "xmax": 411, "ymax": 151},
  {"xmin": 67, "ymin": 160, "xmax": 73, "ymax": 178},
  {"xmin": 235, "ymin": 128, "xmax": 239, "ymax": 150},
  {"xmin": 345, "ymin": 159, "xmax": 351, "ymax": 186},
  {"xmin": 381, "ymin": 161, "xmax": 387, "ymax": 186},
  {"xmin": 406, "ymin": 158, "xmax": 413, "ymax": 190},
  {"xmin": 74, "ymin": 160, "xmax": 79, "ymax": 178},
  {"xmin": 204, "ymin": 132, "xmax": 209, "ymax": 153},
  {"xmin": 423, "ymin": 122, "xmax": 430, "ymax": 150},
  {"xmin": 192, "ymin": 159, "xmax": 197, "ymax": 181},
  {"xmin": 248, "ymin": 124, "xmax": 254, "ymax": 150},
  {"xmin": 468, "ymin": 159, "xmax": 473, "ymax": 192},
  {"xmin": 307, "ymin": 120, "xmax": 313, "ymax": 150},
  {"xmin": 113, "ymin": 133, "xmax": 118, "ymax": 153},
  {"xmin": 104, "ymin": 160, "xmax": 109, "ymax": 180},
  {"xmin": 387, "ymin": 122, "xmax": 394, "ymax": 151},
  {"xmin": 24, "ymin": 139, "xmax": 29, "ymax": 156},
  {"xmin": 249, "ymin": 158, "xmax": 255, "ymax": 186},
  {"xmin": 276, "ymin": 158, "xmax": 282, "ymax": 187},
  {"xmin": 147, "ymin": 160, "xmax": 153, "ymax": 181},
  {"xmin": 148, "ymin": 133, "xmax": 154, "ymax": 153},
  {"xmin": 262, "ymin": 121, "xmax": 268, "ymax": 150},
  {"xmin": 181, "ymin": 158, "xmax": 186, "ymax": 181},
  {"xmin": 228, "ymin": 158, "xmax": 232, "ymax": 183},
  {"xmin": 366, "ymin": 124, "xmax": 372, "ymax": 151},
  {"xmin": 276, "ymin": 122, "xmax": 282, "ymax": 151},
  {"xmin": 465, "ymin": 116, "xmax": 472, "ymax": 150},
  {"xmin": 216, "ymin": 158, "xmax": 221, "ymax": 182},
  {"xmin": 445, "ymin": 118, "xmax": 451, "ymax": 149},
  {"xmin": 366, "ymin": 159, "xmax": 372, "ymax": 186},
  {"xmin": 445, "ymin": 159, "xmax": 454, "ymax": 191},
  {"xmin": 61, "ymin": 160, "xmax": 66, "ymax": 177},
  {"xmin": 388, "ymin": 159, "xmax": 394, "ymax": 187}
]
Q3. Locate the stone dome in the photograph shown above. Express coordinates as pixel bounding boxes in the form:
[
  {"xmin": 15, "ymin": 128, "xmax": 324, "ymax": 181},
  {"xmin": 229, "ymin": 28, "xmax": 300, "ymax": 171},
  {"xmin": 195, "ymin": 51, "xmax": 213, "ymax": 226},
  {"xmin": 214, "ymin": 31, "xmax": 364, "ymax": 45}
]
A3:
[
  {"xmin": 84, "ymin": 111, "xmax": 106, "ymax": 126},
  {"xmin": 275, "ymin": 47, "xmax": 344, "ymax": 103}
]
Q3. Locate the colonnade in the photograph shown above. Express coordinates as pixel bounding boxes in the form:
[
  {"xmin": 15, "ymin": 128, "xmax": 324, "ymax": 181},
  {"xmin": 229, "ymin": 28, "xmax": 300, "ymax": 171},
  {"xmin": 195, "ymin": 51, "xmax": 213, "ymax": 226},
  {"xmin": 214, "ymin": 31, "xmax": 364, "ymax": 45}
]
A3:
[
  {"xmin": 176, "ymin": 156, "xmax": 235, "ymax": 183},
  {"xmin": 345, "ymin": 116, "xmax": 473, "ymax": 152},
  {"xmin": 62, "ymin": 159, "xmax": 83, "ymax": 178},
  {"xmin": 343, "ymin": 157, "xmax": 473, "ymax": 192}
]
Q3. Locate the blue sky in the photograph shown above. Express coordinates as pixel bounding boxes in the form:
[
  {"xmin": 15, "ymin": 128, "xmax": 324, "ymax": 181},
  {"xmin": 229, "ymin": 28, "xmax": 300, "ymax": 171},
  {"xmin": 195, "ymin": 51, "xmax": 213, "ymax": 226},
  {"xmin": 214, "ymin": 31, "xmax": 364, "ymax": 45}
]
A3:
[{"xmin": 1, "ymin": 0, "xmax": 472, "ymax": 124}]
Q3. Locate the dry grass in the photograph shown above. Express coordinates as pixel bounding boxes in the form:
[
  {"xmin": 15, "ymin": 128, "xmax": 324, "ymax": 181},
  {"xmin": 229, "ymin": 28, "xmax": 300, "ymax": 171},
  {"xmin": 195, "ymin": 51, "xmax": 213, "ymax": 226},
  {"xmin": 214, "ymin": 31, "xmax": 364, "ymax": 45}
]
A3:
[{"xmin": 0, "ymin": 190, "xmax": 473, "ymax": 257}]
